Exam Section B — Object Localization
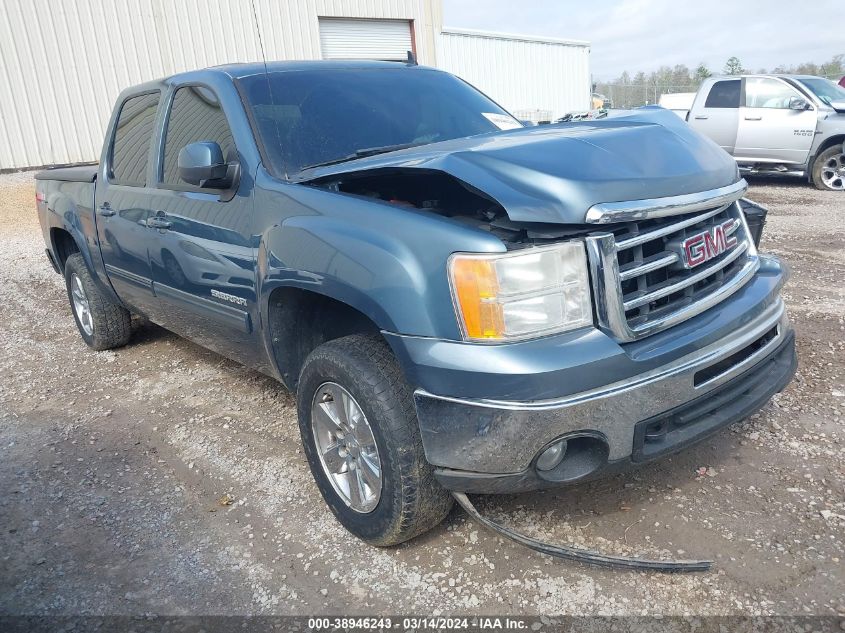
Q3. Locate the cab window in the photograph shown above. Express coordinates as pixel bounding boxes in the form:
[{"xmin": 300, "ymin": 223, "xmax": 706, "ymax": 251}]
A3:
[
  {"xmin": 161, "ymin": 86, "xmax": 236, "ymax": 186},
  {"xmin": 109, "ymin": 92, "xmax": 160, "ymax": 186},
  {"xmin": 745, "ymin": 78, "xmax": 800, "ymax": 109},
  {"xmin": 704, "ymin": 80, "xmax": 740, "ymax": 108}
]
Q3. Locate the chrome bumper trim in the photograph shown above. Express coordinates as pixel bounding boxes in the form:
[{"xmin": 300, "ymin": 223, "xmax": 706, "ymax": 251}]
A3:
[
  {"xmin": 416, "ymin": 298, "xmax": 786, "ymax": 413},
  {"xmin": 414, "ymin": 299, "xmax": 790, "ymax": 471}
]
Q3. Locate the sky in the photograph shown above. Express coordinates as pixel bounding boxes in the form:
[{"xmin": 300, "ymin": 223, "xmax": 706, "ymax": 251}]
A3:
[{"xmin": 442, "ymin": 0, "xmax": 843, "ymax": 80}]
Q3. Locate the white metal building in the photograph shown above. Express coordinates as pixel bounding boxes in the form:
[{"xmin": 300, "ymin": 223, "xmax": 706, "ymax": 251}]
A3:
[
  {"xmin": 437, "ymin": 29, "xmax": 591, "ymax": 123},
  {"xmin": 0, "ymin": 0, "xmax": 590, "ymax": 170}
]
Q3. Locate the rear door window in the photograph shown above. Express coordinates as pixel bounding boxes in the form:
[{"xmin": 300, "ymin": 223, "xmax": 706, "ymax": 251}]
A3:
[
  {"xmin": 109, "ymin": 92, "xmax": 160, "ymax": 186},
  {"xmin": 161, "ymin": 86, "xmax": 236, "ymax": 187},
  {"xmin": 704, "ymin": 80, "xmax": 741, "ymax": 108}
]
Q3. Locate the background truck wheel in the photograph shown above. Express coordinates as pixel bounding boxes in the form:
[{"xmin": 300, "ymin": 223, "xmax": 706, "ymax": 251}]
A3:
[
  {"xmin": 812, "ymin": 146, "xmax": 845, "ymax": 191},
  {"xmin": 297, "ymin": 333, "xmax": 453, "ymax": 546},
  {"xmin": 64, "ymin": 253, "xmax": 132, "ymax": 350}
]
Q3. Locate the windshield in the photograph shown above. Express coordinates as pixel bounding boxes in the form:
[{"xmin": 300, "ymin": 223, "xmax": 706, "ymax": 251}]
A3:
[
  {"xmin": 797, "ymin": 77, "xmax": 845, "ymax": 106},
  {"xmin": 237, "ymin": 67, "xmax": 520, "ymax": 177}
]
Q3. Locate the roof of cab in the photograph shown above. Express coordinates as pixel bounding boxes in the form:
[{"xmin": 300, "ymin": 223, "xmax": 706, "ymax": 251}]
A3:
[
  {"xmin": 706, "ymin": 73, "xmax": 828, "ymax": 82},
  {"xmin": 117, "ymin": 60, "xmax": 430, "ymax": 100},
  {"xmin": 210, "ymin": 59, "xmax": 425, "ymax": 80}
]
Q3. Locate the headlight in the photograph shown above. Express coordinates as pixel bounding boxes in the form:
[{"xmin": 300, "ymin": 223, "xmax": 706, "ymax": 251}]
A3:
[{"xmin": 448, "ymin": 242, "xmax": 593, "ymax": 341}]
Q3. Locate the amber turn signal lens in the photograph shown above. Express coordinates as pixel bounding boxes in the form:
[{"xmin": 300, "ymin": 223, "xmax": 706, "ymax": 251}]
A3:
[{"xmin": 450, "ymin": 257, "xmax": 505, "ymax": 339}]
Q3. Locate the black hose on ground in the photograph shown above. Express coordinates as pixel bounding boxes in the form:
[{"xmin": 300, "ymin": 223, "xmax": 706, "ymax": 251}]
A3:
[{"xmin": 452, "ymin": 492, "xmax": 713, "ymax": 573}]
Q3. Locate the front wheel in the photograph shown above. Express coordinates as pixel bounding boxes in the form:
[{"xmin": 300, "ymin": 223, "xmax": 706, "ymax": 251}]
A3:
[
  {"xmin": 296, "ymin": 334, "xmax": 453, "ymax": 546},
  {"xmin": 812, "ymin": 146, "xmax": 845, "ymax": 191}
]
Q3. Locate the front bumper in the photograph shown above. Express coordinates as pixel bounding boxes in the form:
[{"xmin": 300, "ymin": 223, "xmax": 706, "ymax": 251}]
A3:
[
  {"xmin": 427, "ymin": 327, "xmax": 795, "ymax": 493},
  {"xmin": 388, "ymin": 257, "xmax": 795, "ymax": 493}
]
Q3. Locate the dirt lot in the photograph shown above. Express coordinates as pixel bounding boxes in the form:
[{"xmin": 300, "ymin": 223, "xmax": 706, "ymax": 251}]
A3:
[{"xmin": 0, "ymin": 172, "xmax": 843, "ymax": 617}]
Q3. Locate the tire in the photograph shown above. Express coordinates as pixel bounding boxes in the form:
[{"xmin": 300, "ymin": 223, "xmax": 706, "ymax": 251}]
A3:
[
  {"xmin": 64, "ymin": 253, "xmax": 132, "ymax": 350},
  {"xmin": 297, "ymin": 333, "xmax": 453, "ymax": 546},
  {"xmin": 811, "ymin": 145, "xmax": 845, "ymax": 191}
]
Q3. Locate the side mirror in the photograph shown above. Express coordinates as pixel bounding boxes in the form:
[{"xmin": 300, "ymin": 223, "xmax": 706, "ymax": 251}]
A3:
[
  {"xmin": 178, "ymin": 141, "xmax": 234, "ymax": 188},
  {"xmin": 788, "ymin": 97, "xmax": 810, "ymax": 111}
]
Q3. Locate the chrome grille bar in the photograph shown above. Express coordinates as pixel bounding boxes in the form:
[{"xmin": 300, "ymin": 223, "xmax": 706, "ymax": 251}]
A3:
[
  {"xmin": 614, "ymin": 204, "xmax": 730, "ymax": 251},
  {"xmin": 622, "ymin": 242, "xmax": 749, "ymax": 311},
  {"xmin": 585, "ymin": 179, "xmax": 748, "ymax": 224},
  {"xmin": 618, "ymin": 252, "xmax": 679, "ymax": 281},
  {"xmin": 627, "ymin": 257, "xmax": 759, "ymax": 337}
]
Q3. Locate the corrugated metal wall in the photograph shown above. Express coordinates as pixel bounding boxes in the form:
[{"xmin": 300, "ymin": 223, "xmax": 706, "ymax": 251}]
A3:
[
  {"xmin": 437, "ymin": 29, "xmax": 591, "ymax": 123},
  {"xmin": 0, "ymin": 0, "xmax": 442, "ymax": 169}
]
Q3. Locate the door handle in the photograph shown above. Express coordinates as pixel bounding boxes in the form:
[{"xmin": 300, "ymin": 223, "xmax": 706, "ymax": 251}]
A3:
[
  {"xmin": 693, "ymin": 115, "xmax": 708, "ymax": 120},
  {"xmin": 145, "ymin": 214, "xmax": 172, "ymax": 230},
  {"xmin": 97, "ymin": 203, "xmax": 115, "ymax": 217},
  {"xmin": 744, "ymin": 116, "xmax": 762, "ymax": 121}
]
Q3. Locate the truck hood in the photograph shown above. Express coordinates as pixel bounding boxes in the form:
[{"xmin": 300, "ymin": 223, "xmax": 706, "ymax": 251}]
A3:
[
  {"xmin": 828, "ymin": 100, "xmax": 845, "ymax": 114},
  {"xmin": 295, "ymin": 107, "xmax": 741, "ymax": 224}
]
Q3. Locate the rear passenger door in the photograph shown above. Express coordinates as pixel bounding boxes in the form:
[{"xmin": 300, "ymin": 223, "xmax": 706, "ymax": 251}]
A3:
[
  {"xmin": 95, "ymin": 91, "xmax": 160, "ymax": 315},
  {"xmin": 144, "ymin": 84, "xmax": 258, "ymax": 363},
  {"xmin": 689, "ymin": 79, "xmax": 741, "ymax": 154}
]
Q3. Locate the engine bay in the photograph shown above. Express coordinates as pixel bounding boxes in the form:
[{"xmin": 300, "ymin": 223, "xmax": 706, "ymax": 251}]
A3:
[{"xmin": 309, "ymin": 168, "xmax": 590, "ymax": 247}]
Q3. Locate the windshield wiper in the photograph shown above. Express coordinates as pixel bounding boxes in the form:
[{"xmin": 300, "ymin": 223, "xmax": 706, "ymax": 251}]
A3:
[{"xmin": 299, "ymin": 142, "xmax": 426, "ymax": 172}]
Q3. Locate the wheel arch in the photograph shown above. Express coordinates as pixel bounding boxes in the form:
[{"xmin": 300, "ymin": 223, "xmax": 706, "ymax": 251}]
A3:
[
  {"xmin": 49, "ymin": 227, "xmax": 80, "ymax": 272},
  {"xmin": 809, "ymin": 135, "xmax": 845, "ymax": 187},
  {"xmin": 264, "ymin": 284, "xmax": 388, "ymax": 390},
  {"xmin": 810, "ymin": 134, "xmax": 845, "ymax": 168},
  {"xmin": 49, "ymin": 222, "xmax": 123, "ymax": 305},
  {"xmin": 816, "ymin": 134, "xmax": 845, "ymax": 156}
]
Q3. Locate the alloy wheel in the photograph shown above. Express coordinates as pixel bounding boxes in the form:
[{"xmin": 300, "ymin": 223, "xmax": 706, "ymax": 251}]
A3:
[
  {"xmin": 310, "ymin": 382, "xmax": 382, "ymax": 513},
  {"xmin": 820, "ymin": 152, "xmax": 845, "ymax": 190},
  {"xmin": 70, "ymin": 273, "xmax": 94, "ymax": 336}
]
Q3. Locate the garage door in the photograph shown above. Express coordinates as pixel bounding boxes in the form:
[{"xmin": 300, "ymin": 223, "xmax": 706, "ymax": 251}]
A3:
[{"xmin": 318, "ymin": 18, "xmax": 413, "ymax": 61}]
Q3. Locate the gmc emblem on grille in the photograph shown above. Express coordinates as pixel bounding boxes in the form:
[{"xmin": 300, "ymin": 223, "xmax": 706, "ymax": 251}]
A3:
[{"xmin": 678, "ymin": 220, "xmax": 737, "ymax": 269}]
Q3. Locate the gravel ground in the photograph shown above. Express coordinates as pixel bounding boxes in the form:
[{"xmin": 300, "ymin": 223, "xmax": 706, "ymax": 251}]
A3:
[{"xmin": 0, "ymin": 172, "xmax": 843, "ymax": 617}]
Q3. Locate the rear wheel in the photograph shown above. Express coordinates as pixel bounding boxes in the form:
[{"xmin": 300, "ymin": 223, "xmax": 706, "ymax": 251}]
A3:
[
  {"xmin": 64, "ymin": 253, "xmax": 132, "ymax": 350},
  {"xmin": 297, "ymin": 333, "xmax": 453, "ymax": 546},
  {"xmin": 812, "ymin": 146, "xmax": 845, "ymax": 191}
]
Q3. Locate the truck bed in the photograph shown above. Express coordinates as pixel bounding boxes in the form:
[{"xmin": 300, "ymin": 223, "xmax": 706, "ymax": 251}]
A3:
[{"xmin": 34, "ymin": 164, "xmax": 98, "ymax": 183}]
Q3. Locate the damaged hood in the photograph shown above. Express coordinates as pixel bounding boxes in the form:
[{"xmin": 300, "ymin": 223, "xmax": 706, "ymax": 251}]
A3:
[{"xmin": 294, "ymin": 107, "xmax": 741, "ymax": 224}]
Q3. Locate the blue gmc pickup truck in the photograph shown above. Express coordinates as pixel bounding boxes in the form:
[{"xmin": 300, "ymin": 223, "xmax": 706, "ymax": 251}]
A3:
[{"xmin": 36, "ymin": 61, "xmax": 796, "ymax": 548}]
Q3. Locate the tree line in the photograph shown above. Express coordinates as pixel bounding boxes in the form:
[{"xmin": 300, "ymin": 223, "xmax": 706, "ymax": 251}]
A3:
[{"xmin": 594, "ymin": 54, "xmax": 844, "ymax": 108}]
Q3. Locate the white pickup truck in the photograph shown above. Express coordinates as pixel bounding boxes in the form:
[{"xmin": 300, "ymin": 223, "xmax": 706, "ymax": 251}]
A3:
[{"xmin": 683, "ymin": 75, "xmax": 845, "ymax": 191}]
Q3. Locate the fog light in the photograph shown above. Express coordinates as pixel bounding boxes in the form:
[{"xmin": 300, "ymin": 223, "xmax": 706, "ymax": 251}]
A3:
[{"xmin": 536, "ymin": 440, "xmax": 567, "ymax": 471}]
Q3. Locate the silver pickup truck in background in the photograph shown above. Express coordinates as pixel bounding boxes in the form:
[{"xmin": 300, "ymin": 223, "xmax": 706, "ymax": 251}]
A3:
[{"xmin": 684, "ymin": 75, "xmax": 845, "ymax": 191}]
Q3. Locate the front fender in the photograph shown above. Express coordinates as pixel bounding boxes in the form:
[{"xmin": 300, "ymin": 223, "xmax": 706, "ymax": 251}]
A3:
[
  {"xmin": 253, "ymin": 179, "xmax": 506, "ymax": 342},
  {"xmin": 808, "ymin": 112, "xmax": 845, "ymax": 162},
  {"xmin": 258, "ymin": 215, "xmax": 439, "ymax": 335}
]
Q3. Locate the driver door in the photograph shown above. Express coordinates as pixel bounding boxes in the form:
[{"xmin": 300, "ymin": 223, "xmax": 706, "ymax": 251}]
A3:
[
  {"xmin": 144, "ymin": 84, "xmax": 259, "ymax": 365},
  {"xmin": 734, "ymin": 77, "xmax": 817, "ymax": 164}
]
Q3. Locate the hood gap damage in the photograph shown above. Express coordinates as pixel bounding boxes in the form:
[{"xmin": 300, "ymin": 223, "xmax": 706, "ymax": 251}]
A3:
[{"xmin": 307, "ymin": 167, "xmax": 590, "ymax": 248}]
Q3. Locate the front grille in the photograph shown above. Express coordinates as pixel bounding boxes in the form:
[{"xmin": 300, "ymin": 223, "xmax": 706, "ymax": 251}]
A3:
[
  {"xmin": 613, "ymin": 203, "xmax": 748, "ymax": 328},
  {"xmin": 585, "ymin": 183, "xmax": 759, "ymax": 342}
]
